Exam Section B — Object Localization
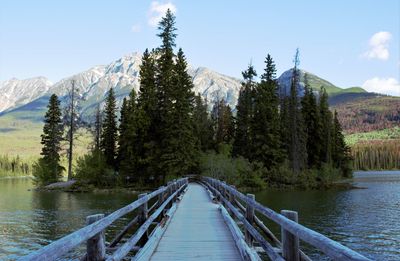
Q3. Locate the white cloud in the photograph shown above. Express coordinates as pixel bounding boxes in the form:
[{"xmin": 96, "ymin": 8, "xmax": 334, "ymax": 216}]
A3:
[
  {"xmin": 362, "ymin": 77, "xmax": 400, "ymax": 96},
  {"xmin": 148, "ymin": 1, "xmax": 177, "ymax": 27},
  {"xmin": 131, "ymin": 24, "xmax": 141, "ymax": 33},
  {"xmin": 363, "ymin": 31, "xmax": 392, "ymax": 60}
]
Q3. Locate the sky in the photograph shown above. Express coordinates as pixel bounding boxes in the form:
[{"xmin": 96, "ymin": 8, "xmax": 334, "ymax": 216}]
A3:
[{"xmin": 0, "ymin": 0, "xmax": 399, "ymax": 95}]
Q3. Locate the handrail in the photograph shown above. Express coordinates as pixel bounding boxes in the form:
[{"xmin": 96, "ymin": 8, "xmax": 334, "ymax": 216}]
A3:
[
  {"xmin": 20, "ymin": 177, "xmax": 188, "ymax": 261},
  {"xmin": 203, "ymin": 177, "xmax": 371, "ymax": 261}
]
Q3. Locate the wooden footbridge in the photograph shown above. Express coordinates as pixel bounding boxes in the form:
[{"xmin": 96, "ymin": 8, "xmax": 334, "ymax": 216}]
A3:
[{"xmin": 20, "ymin": 176, "xmax": 371, "ymax": 261}]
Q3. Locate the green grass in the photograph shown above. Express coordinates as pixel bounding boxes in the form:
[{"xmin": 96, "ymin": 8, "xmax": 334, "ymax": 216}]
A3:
[
  {"xmin": 0, "ymin": 113, "xmax": 91, "ymax": 177},
  {"xmin": 345, "ymin": 127, "xmax": 400, "ymax": 146}
]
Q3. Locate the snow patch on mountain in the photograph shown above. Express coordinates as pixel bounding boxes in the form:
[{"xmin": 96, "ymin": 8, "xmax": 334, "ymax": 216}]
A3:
[{"xmin": 0, "ymin": 77, "xmax": 53, "ymax": 112}]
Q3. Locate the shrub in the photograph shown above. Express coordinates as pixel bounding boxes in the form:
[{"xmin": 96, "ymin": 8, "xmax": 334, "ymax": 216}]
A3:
[
  {"xmin": 32, "ymin": 158, "xmax": 64, "ymax": 186},
  {"xmin": 75, "ymin": 149, "xmax": 116, "ymax": 187}
]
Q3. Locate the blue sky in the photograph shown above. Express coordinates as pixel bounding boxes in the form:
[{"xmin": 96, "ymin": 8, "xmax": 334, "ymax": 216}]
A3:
[{"xmin": 0, "ymin": 0, "xmax": 399, "ymax": 95}]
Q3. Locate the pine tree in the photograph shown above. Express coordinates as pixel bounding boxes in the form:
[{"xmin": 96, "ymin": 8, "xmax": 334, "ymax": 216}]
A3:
[
  {"xmin": 193, "ymin": 94, "xmax": 214, "ymax": 151},
  {"xmin": 117, "ymin": 97, "xmax": 129, "ymax": 170},
  {"xmin": 211, "ymin": 99, "xmax": 234, "ymax": 148},
  {"xmin": 136, "ymin": 48, "xmax": 158, "ymax": 181},
  {"xmin": 160, "ymin": 48, "xmax": 197, "ymax": 179},
  {"xmin": 155, "ymin": 9, "xmax": 178, "ymax": 183},
  {"xmin": 93, "ymin": 103, "xmax": 102, "ymax": 151},
  {"xmin": 332, "ymin": 110, "xmax": 352, "ymax": 177},
  {"xmin": 286, "ymin": 49, "xmax": 307, "ymax": 173},
  {"xmin": 100, "ymin": 87, "xmax": 118, "ymax": 168},
  {"xmin": 119, "ymin": 90, "xmax": 141, "ymax": 182},
  {"xmin": 233, "ymin": 63, "xmax": 257, "ymax": 159},
  {"xmin": 319, "ymin": 87, "xmax": 333, "ymax": 164},
  {"xmin": 33, "ymin": 94, "xmax": 64, "ymax": 185},
  {"xmin": 252, "ymin": 54, "xmax": 284, "ymax": 169},
  {"xmin": 301, "ymin": 74, "xmax": 322, "ymax": 168}
]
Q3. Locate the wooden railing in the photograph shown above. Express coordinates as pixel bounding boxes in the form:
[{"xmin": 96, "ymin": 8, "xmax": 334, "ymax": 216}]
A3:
[
  {"xmin": 19, "ymin": 178, "xmax": 189, "ymax": 261},
  {"xmin": 201, "ymin": 177, "xmax": 371, "ymax": 261}
]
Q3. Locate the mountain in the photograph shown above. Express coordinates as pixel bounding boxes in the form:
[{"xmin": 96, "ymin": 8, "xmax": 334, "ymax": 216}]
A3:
[
  {"xmin": 276, "ymin": 69, "xmax": 367, "ymax": 96},
  {"xmin": 0, "ymin": 53, "xmax": 242, "ymax": 117},
  {"xmin": 0, "ymin": 77, "xmax": 52, "ymax": 112},
  {"xmin": 1, "ymin": 52, "xmax": 399, "ymax": 136}
]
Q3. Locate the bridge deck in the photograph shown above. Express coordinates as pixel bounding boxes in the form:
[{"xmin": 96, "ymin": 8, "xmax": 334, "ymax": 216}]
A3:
[{"xmin": 150, "ymin": 183, "xmax": 242, "ymax": 261}]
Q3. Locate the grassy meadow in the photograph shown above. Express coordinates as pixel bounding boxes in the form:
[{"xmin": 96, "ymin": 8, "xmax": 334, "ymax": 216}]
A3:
[{"xmin": 0, "ymin": 114, "xmax": 91, "ymax": 177}]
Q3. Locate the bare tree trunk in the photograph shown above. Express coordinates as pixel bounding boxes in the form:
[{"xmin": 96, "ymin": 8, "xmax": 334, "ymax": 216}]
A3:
[{"xmin": 67, "ymin": 81, "xmax": 75, "ymax": 180}]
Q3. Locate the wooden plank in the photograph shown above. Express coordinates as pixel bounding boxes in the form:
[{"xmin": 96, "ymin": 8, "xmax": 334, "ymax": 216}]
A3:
[
  {"xmin": 203, "ymin": 181, "xmax": 284, "ymax": 261},
  {"xmin": 107, "ymin": 184, "xmax": 185, "ymax": 261},
  {"xmin": 281, "ymin": 210, "xmax": 300, "ymax": 261},
  {"xmin": 132, "ymin": 204, "xmax": 178, "ymax": 261},
  {"xmin": 205, "ymin": 177, "xmax": 371, "ymax": 261},
  {"xmin": 219, "ymin": 204, "xmax": 261, "ymax": 261},
  {"xmin": 20, "ymin": 178, "xmax": 188, "ymax": 261},
  {"xmin": 109, "ymin": 216, "xmax": 139, "ymax": 248},
  {"xmin": 245, "ymin": 194, "xmax": 255, "ymax": 246},
  {"xmin": 234, "ymin": 198, "xmax": 312, "ymax": 261},
  {"xmin": 150, "ymin": 183, "xmax": 243, "ymax": 261},
  {"xmin": 85, "ymin": 214, "xmax": 105, "ymax": 261}
]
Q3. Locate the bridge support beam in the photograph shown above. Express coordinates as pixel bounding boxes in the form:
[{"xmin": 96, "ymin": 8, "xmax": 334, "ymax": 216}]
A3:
[
  {"xmin": 138, "ymin": 193, "xmax": 149, "ymax": 246},
  {"xmin": 281, "ymin": 210, "xmax": 300, "ymax": 261},
  {"xmin": 245, "ymin": 193, "xmax": 255, "ymax": 247},
  {"xmin": 85, "ymin": 214, "xmax": 105, "ymax": 261}
]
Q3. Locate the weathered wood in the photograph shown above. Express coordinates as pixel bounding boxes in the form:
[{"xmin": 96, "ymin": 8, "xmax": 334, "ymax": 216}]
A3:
[
  {"xmin": 281, "ymin": 210, "xmax": 300, "ymax": 261},
  {"xmin": 109, "ymin": 216, "xmax": 139, "ymax": 248},
  {"xmin": 219, "ymin": 204, "xmax": 261, "ymax": 261},
  {"xmin": 132, "ymin": 204, "xmax": 178, "ymax": 261},
  {"xmin": 20, "ymin": 178, "xmax": 188, "ymax": 261},
  {"xmin": 205, "ymin": 177, "xmax": 371, "ymax": 261},
  {"xmin": 138, "ymin": 193, "xmax": 149, "ymax": 246},
  {"xmin": 245, "ymin": 194, "xmax": 255, "ymax": 247},
  {"xmin": 86, "ymin": 214, "xmax": 105, "ymax": 261},
  {"xmin": 150, "ymin": 183, "xmax": 242, "ymax": 261},
  {"xmin": 235, "ymin": 198, "xmax": 312, "ymax": 261},
  {"xmin": 203, "ymin": 181, "xmax": 284, "ymax": 261},
  {"xmin": 107, "ymin": 183, "xmax": 185, "ymax": 261}
]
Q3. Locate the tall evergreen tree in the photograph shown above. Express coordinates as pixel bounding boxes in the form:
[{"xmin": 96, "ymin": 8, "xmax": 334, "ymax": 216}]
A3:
[
  {"xmin": 211, "ymin": 99, "xmax": 234, "ymax": 147},
  {"xmin": 119, "ymin": 90, "xmax": 141, "ymax": 182},
  {"xmin": 117, "ymin": 97, "xmax": 129, "ymax": 170},
  {"xmin": 93, "ymin": 104, "xmax": 102, "ymax": 151},
  {"xmin": 301, "ymin": 74, "xmax": 322, "ymax": 168},
  {"xmin": 33, "ymin": 94, "xmax": 64, "ymax": 185},
  {"xmin": 233, "ymin": 63, "xmax": 257, "ymax": 158},
  {"xmin": 332, "ymin": 110, "xmax": 352, "ymax": 177},
  {"xmin": 100, "ymin": 87, "xmax": 118, "ymax": 168},
  {"xmin": 160, "ymin": 48, "xmax": 197, "ymax": 179},
  {"xmin": 193, "ymin": 94, "xmax": 214, "ymax": 151},
  {"xmin": 286, "ymin": 49, "xmax": 307, "ymax": 173},
  {"xmin": 136, "ymin": 49, "xmax": 158, "ymax": 181},
  {"xmin": 155, "ymin": 9, "xmax": 178, "ymax": 182},
  {"xmin": 319, "ymin": 87, "xmax": 333, "ymax": 164},
  {"xmin": 252, "ymin": 54, "xmax": 284, "ymax": 169}
]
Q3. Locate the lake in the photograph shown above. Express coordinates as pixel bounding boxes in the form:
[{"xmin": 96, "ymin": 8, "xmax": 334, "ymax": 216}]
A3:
[{"xmin": 0, "ymin": 171, "xmax": 399, "ymax": 260}]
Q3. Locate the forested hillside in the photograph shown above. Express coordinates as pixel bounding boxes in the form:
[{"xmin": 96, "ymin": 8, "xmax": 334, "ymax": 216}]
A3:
[{"xmin": 332, "ymin": 95, "xmax": 400, "ymax": 134}]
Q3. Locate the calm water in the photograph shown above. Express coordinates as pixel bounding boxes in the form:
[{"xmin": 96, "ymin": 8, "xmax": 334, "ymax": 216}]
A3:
[{"xmin": 0, "ymin": 172, "xmax": 399, "ymax": 260}]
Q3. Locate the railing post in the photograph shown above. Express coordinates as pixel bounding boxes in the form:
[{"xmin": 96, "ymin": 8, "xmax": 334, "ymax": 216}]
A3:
[
  {"xmin": 173, "ymin": 180, "xmax": 178, "ymax": 201},
  {"xmin": 157, "ymin": 186, "xmax": 165, "ymax": 219},
  {"xmin": 86, "ymin": 214, "xmax": 105, "ymax": 261},
  {"xmin": 138, "ymin": 193, "xmax": 149, "ymax": 246},
  {"xmin": 227, "ymin": 185, "xmax": 235, "ymax": 216},
  {"xmin": 245, "ymin": 194, "xmax": 255, "ymax": 247},
  {"xmin": 281, "ymin": 210, "xmax": 300, "ymax": 261},
  {"xmin": 221, "ymin": 181, "xmax": 227, "ymax": 206},
  {"xmin": 167, "ymin": 181, "xmax": 173, "ymax": 208}
]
